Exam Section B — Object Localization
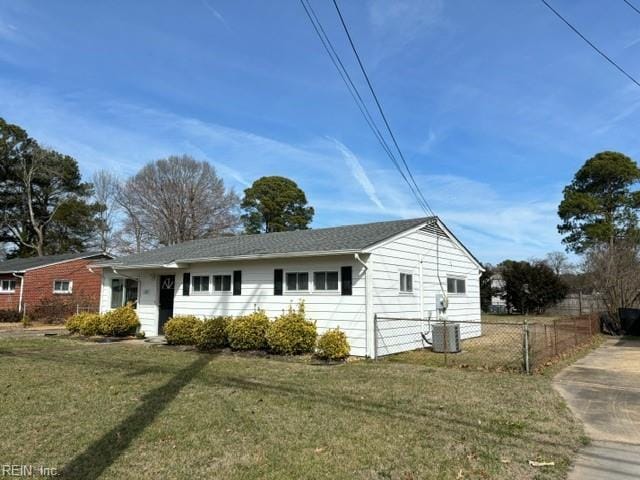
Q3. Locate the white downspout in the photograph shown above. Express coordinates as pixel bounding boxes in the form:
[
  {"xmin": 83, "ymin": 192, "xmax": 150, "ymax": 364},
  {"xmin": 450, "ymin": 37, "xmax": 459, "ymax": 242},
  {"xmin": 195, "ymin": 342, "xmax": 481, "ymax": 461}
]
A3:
[
  {"xmin": 419, "ymin": 255, "xmax": 424, "ymax": 320},
  {"xmin": 13, "ymin": 273, "xmax": 24, "ymax": 313},
  {"xmin": 355, "ymin": 253, "xmax": 375, "ymax": 359}
]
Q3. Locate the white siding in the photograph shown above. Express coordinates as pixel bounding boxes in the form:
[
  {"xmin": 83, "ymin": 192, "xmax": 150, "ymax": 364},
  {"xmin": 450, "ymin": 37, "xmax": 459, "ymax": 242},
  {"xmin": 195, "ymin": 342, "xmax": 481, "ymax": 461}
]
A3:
[
  {"xmin": 101, "ymin": 255, "xmax": 368, "ymax": 356},
  {"xmin": 370, "ymin": 228, "xmax": 482, "ymax": 356},
  {"xmin": 100, "ymin": 271, "xmax": 158, "ymax": 334}
]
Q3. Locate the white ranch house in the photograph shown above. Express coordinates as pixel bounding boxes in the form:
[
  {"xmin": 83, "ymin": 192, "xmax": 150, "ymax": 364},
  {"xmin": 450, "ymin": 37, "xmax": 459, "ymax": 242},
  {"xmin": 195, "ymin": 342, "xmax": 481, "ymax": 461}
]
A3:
[{"xmin": 96, "ymin": 217, "xmax": 483, "ymax": 358}]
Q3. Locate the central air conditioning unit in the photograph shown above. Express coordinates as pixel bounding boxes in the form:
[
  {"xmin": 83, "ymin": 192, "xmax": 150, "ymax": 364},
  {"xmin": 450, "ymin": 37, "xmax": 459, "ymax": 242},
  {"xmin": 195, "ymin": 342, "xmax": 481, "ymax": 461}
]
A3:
[{"xmin": 432, "ymin": 322, "xmax": 461, "ymax": 353}]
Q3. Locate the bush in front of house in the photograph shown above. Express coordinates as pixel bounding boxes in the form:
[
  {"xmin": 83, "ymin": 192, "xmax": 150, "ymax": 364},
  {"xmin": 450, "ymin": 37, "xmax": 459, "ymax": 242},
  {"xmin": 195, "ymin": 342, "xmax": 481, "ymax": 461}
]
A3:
[
  {"xmin": 316, "ymin": 328, "xmax": 350, "ymax": 361},
  {"xmin": 65, "ymin": 312, "xmax": 88, "ymax": 334},
  {"xmin": 77, "ymin": 313, "xmax": 104, "ymax": 336},
  {"xmin": 101, "ymin": 305, "xmax": 140, "ymax": 337},
  {"xmin": 266, "ymin": 303, "xmax": 316, "ymax": 355},
  {"xmin": 164, "ymin": 315, "xmax": 202, "ymax": 345},
  {"xmin": 226, "ymin": 309, "xmax": 270, "ymax": 350},
  {"xmin": 196, "ymin": 316, "xmax": 230, "ymax": 351},
  {"xmin": 0, "ymin": 310, "xmax": 21, "ymax": 323}
]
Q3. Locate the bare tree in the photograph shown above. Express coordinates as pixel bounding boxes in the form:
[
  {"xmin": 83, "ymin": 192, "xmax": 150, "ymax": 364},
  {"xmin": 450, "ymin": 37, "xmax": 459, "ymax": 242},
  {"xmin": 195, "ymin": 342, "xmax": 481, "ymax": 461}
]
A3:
[
  {"xmin": 92, "ymin": 170, "xmax": 120, "ymax": 252},
  {"xmin": 583, "ymin": 240, "xmax": 640, "ymax": 322},
  {"xmin": 544, "ymin": 251, "xmax": 573, "ymax": 276},
  {"xmin": 113, "ymin": 183, "xmax": 156, "ymax": 255},
  {"xmin": 118, "ymin": 155, "xmax": 239, "ymax": 247}
]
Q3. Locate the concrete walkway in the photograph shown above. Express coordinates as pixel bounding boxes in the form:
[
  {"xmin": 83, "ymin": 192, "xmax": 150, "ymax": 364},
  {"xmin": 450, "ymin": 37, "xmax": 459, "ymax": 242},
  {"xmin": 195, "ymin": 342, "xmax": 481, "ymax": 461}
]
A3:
[{"xmin": 554, "ymin": 337, "xmax": 640, "ymax": 479}]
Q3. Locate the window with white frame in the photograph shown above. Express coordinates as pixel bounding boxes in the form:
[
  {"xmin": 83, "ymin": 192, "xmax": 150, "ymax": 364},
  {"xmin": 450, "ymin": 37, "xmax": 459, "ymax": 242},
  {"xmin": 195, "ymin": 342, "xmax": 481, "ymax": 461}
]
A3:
[
  {"xmin": 111, "ymin": 278, "xmax": 138, "ymax": 309},
  {"xmin": 314, "ymin": 271, "xmax": 339, "ymax": 291},
  {"xmin": 399, "ymin": 272, "xmax": 413, "ymax": 293},
  {"xmin": 286, "ymin": 272, "xmax": 309, "ymax": 291},
  {"xmin": 0, "ymin": 279, "xmax": 16, "ymax": 293},
  {"xmin": 53, "ymin": 279, "xmax": 72, "ymax": 294},
  {"xmin": 213, "ymin": 274, "xmax": 232, "ymax": 292},
  {"xmin": 192, "ymin": 275, "xmax": 210, "ymax": 293},
  {"xmin": 447, "ymin": 277, "xmax": 466, "ymax": 294}
]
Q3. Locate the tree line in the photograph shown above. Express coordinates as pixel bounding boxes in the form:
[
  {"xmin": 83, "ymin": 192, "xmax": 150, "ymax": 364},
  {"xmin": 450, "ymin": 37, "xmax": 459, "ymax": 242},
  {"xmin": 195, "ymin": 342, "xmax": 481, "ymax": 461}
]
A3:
[{"xmin": 0, "ymin": 118, "xmax": 314, "ymax": 258}]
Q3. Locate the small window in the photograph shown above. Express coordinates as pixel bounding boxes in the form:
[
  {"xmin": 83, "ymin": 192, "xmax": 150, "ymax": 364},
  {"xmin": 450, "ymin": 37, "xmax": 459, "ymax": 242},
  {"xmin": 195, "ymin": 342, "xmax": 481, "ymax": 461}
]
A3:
[
  {"xmin": 400, "ymin": 273, "xmax": 413, "ymax": 293},
  {"xmin": 213, "ymin": 274, "xmax": 232, "ymax": 292},
  {"xmin": 447, "ymin": 277, "xmax": 466, "ymax": 294},
  {"xmin": 286, "ymin": 272, "xmax": 309, "ymax": 291},
  {"xmin": 111, "ymin": 279, "xmax": 123, "ymax": 308},
  {"xmin": 314, "ymin": 271, "xmax": 339, "ymax": 291},
  {"xmin": 192, "ymin": 276, "xmax": 210, "ymax": 293},
  {"xmin": 111, "ymin": 278, "xmax": 139, "ymax": 308},
  {"xmin": 53, "ymin": 280, "xmax": 72, "ymax": 294},
  {"xmin": 0, "ymin": 280, "xmax": 16, "ymax": 293},
  {"xmin": 125, "ymin": 279, "xmax": 138, "ymax": 308}
]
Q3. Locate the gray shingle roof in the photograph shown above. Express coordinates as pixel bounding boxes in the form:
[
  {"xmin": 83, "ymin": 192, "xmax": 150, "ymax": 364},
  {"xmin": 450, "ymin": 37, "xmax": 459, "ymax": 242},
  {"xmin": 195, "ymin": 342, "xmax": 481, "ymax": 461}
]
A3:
[
  {"xmin": 0, "ymin": 251, "xmax": 110, "ymax": 274},
  {"xmin": 104, "ymin": 217, "xmax": 433, "ymax": 267}
]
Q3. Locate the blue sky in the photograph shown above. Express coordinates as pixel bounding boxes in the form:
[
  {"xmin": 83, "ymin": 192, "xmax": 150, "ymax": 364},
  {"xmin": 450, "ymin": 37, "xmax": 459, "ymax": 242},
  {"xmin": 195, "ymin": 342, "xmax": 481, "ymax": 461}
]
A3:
[{"xmin": 1, "ymin": 0, "xmax": 639, "ymax": 263}]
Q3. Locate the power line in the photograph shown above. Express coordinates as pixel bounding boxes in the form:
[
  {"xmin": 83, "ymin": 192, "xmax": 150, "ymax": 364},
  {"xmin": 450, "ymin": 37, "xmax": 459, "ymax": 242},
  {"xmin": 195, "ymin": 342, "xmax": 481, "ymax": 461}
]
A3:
[
  {"xmin": 300, "ymin": 0, "xmax": 429, "ymax": 214},
  {"xmin": 299, "ymin": 0, "xmax": 432, "ymax": 215},
  {"xmin": 623, "ymin": 0, "xmax": 640, "ymax": 15},
  {"xmin": 539, "ymin": 0, "xmax": 640, "ymax": 89},
  {"xmin": 331, "ymin": 0, "xmax": 436, "ymax": 216}
]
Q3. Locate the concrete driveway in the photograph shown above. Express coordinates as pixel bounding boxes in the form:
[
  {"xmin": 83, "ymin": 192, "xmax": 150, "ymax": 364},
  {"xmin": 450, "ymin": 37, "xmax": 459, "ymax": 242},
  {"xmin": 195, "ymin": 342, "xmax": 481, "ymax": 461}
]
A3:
[{"xmin": 554, "ymin": 337, "xmax": 640, "ymax": 479}]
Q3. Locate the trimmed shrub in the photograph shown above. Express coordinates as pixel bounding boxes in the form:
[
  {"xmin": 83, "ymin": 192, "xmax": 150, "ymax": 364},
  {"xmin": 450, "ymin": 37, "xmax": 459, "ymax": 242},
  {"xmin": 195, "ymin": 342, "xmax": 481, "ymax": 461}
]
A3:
[
  {"xmin": 196, "ymin": 316, "xmax": 230, "ymax": 351},
  {"xmin": 266, "ymin": 303, "xmax": 316, "ymax": 355},
  {"xmin": 226, "ymin": 310, "xmax": 270, "ymax": 350},
  {"xmin": 101, "ymin": 305, "xmax": 139, "ymax": 337},
  {"xmin": 65, "ymin": 313, "xmax": 89, "ymax": 334},
  {"xmin": 0, "ymin": 310, "xmax": 21, "ymax": 323},
  {"xmin": 316, "ymin": 328, "xmax": 350, "ymax": 361},
  {"xmin": 164, "ymin": 315, "xmax": 202, "ymax": 345},
  {"xmin": 77, "ymin": 313, "xmax": 103, "ymax": 336}
]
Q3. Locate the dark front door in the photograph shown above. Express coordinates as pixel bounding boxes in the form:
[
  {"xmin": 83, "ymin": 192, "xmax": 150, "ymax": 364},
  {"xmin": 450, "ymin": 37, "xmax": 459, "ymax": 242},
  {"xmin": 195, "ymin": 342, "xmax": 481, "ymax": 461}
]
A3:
[{"xmin": 158, "ymin": 275, "xmax": 175, "ymax": 334}]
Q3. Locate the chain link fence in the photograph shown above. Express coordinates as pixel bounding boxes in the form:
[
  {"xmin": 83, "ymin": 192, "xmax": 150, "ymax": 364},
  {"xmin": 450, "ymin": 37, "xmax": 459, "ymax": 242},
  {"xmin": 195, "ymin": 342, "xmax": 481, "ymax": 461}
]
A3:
[{"xmin": 375, "ymin": 314, "xmax": 599, "ymax": 373}]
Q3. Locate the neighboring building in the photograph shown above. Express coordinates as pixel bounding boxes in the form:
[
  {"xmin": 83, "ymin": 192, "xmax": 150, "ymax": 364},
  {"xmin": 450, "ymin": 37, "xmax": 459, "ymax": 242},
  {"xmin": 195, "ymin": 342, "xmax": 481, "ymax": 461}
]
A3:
[
  {"xmin": 490, "ymin": 273, "xmax": 507, "ymax": 313},
  {"xmin": 0, "ymin": 252, "xmax": 112, "ymax": 312},
  {"xmin": 95, "ymin": 217, "xmax": 483, "ymax": 358}
]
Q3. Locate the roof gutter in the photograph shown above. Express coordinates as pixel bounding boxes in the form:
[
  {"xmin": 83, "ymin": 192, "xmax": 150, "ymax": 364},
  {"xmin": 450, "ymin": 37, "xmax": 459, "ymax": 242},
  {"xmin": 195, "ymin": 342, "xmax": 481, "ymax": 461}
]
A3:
[{"xmin": 94, "ymin": 249, "xmax": 363, "ymax": 270}]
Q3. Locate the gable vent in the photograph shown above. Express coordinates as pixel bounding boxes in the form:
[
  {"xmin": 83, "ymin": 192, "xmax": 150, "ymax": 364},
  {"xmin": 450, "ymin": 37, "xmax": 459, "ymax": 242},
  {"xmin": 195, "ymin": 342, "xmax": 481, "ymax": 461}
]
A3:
[{"xmin": 420, "ymin": 221, "xmax": 447, "ymax": 237}]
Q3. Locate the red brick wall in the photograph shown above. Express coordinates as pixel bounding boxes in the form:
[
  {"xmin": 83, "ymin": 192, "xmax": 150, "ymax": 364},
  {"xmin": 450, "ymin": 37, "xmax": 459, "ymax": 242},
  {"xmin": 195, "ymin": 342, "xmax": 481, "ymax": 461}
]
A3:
[
  {"xmin": 0, "ymin": 259, "xmax": 103, "ymax": 311},
  {"xmin": 0, "ymin": 274, "xmax": 22, "ymax": 310}
]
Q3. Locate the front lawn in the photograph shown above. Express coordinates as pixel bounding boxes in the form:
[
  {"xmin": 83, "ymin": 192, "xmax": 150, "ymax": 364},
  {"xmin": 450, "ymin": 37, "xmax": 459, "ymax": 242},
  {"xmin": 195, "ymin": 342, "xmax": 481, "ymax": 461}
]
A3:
[{"xmin": 0, "ymin": 337, "xmax": 585, "ymax": 479}]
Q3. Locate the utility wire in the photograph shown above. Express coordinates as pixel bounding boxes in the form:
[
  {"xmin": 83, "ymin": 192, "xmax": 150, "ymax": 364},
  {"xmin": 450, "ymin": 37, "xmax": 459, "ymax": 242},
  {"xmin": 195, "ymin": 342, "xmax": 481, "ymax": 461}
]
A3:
[
  {"xmin": 300, "ymin": 0, "xmax": 432, "ymax": 215},
  {"xmin": 331, "ymin": 0, "xmax": 436, "ymax": 216},
  {"xmin": 299, "ymin": 0, "xmax": 428, "ymax": 213},
  {"xmin": 540, "ymin": 0, "xmax": 640, "ymax": 89},
  {"xmin": 623, "ymin": 0, "xmax": 640, "ymax": 15}
]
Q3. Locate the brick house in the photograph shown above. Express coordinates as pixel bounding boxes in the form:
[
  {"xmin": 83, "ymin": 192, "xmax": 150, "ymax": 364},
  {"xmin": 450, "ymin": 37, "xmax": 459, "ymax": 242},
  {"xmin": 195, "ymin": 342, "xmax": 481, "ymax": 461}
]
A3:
[{"xmin": 0, "ymin": 252, "xmax": 112, "ymax": 312}]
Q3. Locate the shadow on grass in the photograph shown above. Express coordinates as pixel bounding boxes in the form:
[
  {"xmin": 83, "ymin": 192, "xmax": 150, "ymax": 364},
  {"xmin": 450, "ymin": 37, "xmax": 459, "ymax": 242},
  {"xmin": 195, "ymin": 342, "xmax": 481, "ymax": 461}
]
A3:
[{"xmin": 61, "ymin": 354, "xmax": 213, "ymax": 479}]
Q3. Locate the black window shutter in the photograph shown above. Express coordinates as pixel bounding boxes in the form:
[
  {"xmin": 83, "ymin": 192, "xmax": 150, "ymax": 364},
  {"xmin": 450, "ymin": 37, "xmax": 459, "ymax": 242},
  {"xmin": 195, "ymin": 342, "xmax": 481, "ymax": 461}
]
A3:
[
  {"xmin": 182, "ymin": 273, "xmax": 190, "ymax": 296},
  {"xmin": 274, "ymin": 269, "xmax": 283, "ymax": 296},
  {"xmin": 233, "ymin": 270, "xmax": 242, "ymax": 296},
  {"xmin": 341, "ymin": 266, "xmax": 352, "ymax": 296}
]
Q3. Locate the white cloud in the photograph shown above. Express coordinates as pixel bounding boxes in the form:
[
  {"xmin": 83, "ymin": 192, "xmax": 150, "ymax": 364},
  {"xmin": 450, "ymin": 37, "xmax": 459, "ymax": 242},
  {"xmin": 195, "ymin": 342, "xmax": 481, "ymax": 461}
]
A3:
[
  {"xmin": 369, "ymin": 0, "xmax": 447, "ymax": 53},
  {"xmin": 0, "ymin": 20, "xmax": 18, "ymax": 42},
  {"xmin": 201, "ymin": 0, "xmax": 229, "ymax": 28},
  {"xmin": 329, "ymin": 137, "xmax": 384, "ymax": 210},
  {"xmin": 417, "ymin": 128, "xmax": 438, "ymax": 154}
]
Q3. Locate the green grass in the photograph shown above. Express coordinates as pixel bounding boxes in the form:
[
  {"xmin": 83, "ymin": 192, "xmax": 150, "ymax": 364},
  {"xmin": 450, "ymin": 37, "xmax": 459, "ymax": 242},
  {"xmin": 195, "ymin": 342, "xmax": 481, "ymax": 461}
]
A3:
[{"xmin": 0, "ymin": 337, "xmax": 586, "ymax": 479}]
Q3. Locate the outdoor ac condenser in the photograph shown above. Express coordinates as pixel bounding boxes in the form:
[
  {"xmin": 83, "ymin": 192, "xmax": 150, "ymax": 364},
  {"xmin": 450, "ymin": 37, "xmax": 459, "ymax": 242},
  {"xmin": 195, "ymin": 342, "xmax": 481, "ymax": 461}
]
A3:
[{"xmin": 432, "ymin": 322, "xmax": 461, "ymax": 353}]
